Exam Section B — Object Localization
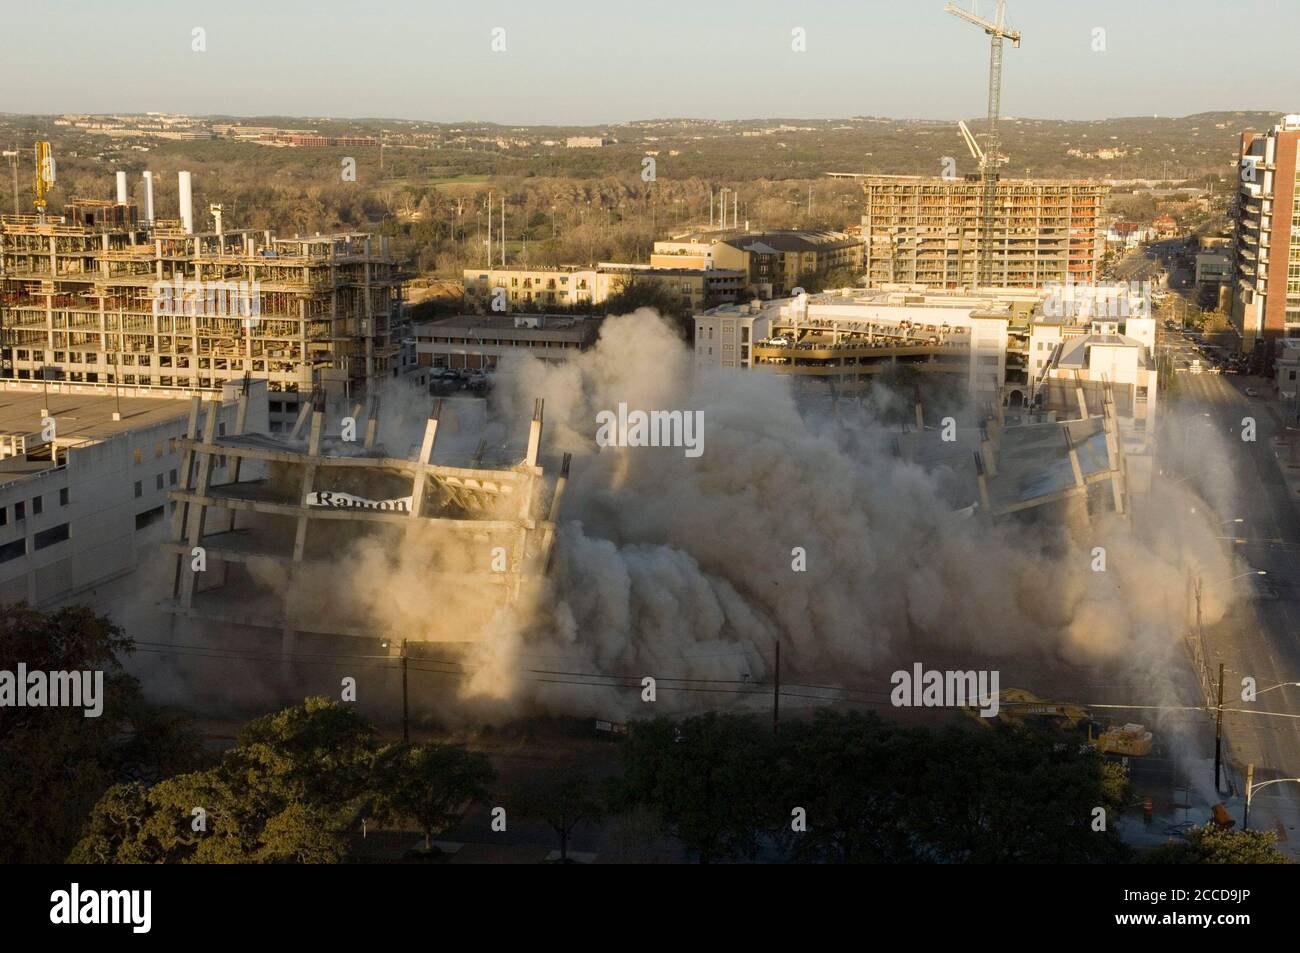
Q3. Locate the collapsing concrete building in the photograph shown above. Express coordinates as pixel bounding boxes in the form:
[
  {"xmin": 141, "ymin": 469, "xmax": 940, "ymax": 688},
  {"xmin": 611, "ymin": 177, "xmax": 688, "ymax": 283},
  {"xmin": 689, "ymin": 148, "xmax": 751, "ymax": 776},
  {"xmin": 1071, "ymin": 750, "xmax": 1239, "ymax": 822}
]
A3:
[
  {"xmin": 972, "ymin": 376, "xmax": 1130, "ymax": 519},
  {"xmin": 160, "ymin": 382, "xmax": 569, "ymax": 657}
]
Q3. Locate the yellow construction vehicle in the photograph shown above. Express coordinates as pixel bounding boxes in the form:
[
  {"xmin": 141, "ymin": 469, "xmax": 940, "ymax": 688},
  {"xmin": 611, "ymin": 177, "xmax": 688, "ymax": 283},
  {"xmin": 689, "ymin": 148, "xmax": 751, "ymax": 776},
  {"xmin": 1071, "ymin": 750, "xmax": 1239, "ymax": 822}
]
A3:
[{"xmin": 964, "ymin": 688, "xmax": 1154, "ymax": 757}]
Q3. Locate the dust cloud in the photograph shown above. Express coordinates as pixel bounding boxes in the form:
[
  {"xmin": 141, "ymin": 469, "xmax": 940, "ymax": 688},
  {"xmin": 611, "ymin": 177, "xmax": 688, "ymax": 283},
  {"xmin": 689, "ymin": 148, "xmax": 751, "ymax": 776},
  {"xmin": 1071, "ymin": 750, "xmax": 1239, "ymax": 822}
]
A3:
[{"xmin": 106, "ymin": 309, "xmax": 1242, "ymax": 725}]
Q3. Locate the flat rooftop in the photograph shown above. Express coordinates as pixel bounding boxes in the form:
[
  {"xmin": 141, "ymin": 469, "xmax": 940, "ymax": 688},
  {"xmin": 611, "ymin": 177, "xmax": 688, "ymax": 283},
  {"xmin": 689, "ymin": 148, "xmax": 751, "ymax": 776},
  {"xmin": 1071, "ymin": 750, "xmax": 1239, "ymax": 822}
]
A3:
[
  {"xmin": 0, "ymin": 388, "xmax": 191, "ymax": 444},
  {"xmin": 412, "ymin": 314, "xmax": 600, "ymax": 344},
  {"xmin": 1056, "ymin": 333, "xmax": 1149, "ymax": 369}
]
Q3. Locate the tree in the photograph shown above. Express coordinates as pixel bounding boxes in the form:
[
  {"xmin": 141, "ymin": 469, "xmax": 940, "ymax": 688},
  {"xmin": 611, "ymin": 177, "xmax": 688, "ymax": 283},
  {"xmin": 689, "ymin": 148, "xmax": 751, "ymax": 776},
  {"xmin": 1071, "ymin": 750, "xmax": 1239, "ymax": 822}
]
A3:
[
  {"xmin": 614, "ymin": 714, "xmax": 777, "ymax": 863},
  {"xmin": 514, "ymin": 761, "xmax": 605, "ymax": 862},
  {"xmin": 370, "ymin": 742, "xmax": 496, "ymax": 852},
  {"xmin": 70, "ymin": 698, "xmax": 377, "ymax": 864},
  {"xmin": 775, "ymin": 711, "xmax": 925, "ymax": 863},
  {"xmin": 0, "ymin": 604, "xmax": 203, "ymax": 864},
  {"xmin": 603, "ymin": 276, "xmax": 690, "ymax": 336},
  {"xmin": 1143, "ymin": 824, "xmax": 1290, "ymax": 864},
  {"xmin": 908, "ymin": 724, "xmax": 1131, "ymax": 863},
  {"xmin": 228, "ymin": 695, "xmax": 377, "ymax": 825}
]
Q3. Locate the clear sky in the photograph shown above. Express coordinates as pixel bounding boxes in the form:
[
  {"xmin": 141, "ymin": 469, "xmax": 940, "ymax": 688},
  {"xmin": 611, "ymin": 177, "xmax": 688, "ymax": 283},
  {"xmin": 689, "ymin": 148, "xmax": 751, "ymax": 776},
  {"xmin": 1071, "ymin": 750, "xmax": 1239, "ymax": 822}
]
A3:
[{"xmin": 0, "ymin": 0, "xmax": 1294, "ymax": 124}]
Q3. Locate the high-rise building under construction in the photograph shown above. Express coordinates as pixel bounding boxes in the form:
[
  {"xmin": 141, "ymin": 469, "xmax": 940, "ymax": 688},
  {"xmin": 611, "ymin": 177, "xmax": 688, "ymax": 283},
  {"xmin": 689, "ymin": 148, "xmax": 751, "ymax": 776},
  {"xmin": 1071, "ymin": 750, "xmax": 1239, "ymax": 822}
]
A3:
[
  {"xmin": 0, "ymin": 171, "xmax": 403, "ymax": 422},
  {"xmin": 860, "ymin": 174, "xmax": 1109, "ymax": 290}
]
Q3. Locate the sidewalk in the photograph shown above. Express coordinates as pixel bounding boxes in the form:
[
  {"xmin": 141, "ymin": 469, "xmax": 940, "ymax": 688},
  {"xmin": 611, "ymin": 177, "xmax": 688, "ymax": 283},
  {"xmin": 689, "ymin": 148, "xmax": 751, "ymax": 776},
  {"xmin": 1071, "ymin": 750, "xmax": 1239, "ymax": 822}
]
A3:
[{"xmin": 1254, "ymin": 381, "xmax": 1300, "ymax": 502}]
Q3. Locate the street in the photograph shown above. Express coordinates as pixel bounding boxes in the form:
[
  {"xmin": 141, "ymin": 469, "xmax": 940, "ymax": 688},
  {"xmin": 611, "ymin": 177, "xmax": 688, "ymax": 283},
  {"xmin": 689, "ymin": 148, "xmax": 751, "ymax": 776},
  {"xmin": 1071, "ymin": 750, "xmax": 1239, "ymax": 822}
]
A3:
[{"xmin": 1164, "ymin": 359, "xmax": 1300, "ymax": 849}]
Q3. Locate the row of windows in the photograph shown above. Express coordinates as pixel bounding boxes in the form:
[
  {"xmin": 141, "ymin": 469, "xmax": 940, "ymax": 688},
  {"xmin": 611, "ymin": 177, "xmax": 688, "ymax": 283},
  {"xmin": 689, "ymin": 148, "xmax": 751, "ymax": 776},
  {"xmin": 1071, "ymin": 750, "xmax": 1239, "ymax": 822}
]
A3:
[
  {"xmin": 0, "ymin": 488, "xmax": 70, "ymax": 527},
  {"xmin": 0, "ymin": 522, "xmax": 70, "ymax": 563},
  {"xmin": 134, "ymin": 470, "xmax": 181, "ymax": 498}
]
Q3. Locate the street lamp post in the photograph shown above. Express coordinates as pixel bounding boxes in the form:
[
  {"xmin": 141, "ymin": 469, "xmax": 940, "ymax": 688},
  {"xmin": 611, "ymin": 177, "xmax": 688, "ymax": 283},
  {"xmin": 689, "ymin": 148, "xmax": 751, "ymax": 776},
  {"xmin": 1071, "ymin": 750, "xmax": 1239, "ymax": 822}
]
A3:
[{"xmin": 1243, "ymin": 767, "xmax": 1300, "ymax": 830}]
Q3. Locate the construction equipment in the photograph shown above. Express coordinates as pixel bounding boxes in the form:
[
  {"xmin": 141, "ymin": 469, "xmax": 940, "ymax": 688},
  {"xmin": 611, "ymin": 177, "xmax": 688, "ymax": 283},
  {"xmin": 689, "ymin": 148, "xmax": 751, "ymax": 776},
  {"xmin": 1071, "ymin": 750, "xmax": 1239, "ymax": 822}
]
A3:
[
  {"xmin": 1210, "ymin": 803, "xmax": 1235, "ymax": 830},
  {"xmin": 965, "ymin": 688, "xmax": 1155, "ymax": 757},
  {"xmin": 33, "ymin": 140, "xmax": 55, "ymax": 221},
  {"xmin": 943, "ymin": 1, "xmax": 1021, "ymax": 290}
]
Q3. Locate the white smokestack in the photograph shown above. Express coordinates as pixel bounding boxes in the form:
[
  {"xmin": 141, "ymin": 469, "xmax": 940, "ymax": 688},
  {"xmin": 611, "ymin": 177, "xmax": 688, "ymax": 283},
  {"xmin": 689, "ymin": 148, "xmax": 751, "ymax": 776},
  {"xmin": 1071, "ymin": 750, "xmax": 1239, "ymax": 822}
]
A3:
[
  {"xmin": 142, "ymin": 171, "xmax": 154, "ymax": 221},
  {"xmin": 178, "ymin": 171, "xmax": 193, "ymax": 234},
  {"xmin": 115, "ymin": 171, "xmax": 127, "ymax": 205}
]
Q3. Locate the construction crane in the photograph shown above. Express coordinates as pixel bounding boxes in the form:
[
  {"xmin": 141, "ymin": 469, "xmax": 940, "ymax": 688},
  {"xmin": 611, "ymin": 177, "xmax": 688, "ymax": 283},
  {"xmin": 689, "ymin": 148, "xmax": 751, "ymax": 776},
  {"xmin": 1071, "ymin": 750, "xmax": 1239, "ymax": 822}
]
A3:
[
  {"xmin": 33, "ymin": 140, "xmax": 55, "ymax": 222},
  {"xmin": 943, "ymin": 1, "xmax": 1020, "ymax": 290}
]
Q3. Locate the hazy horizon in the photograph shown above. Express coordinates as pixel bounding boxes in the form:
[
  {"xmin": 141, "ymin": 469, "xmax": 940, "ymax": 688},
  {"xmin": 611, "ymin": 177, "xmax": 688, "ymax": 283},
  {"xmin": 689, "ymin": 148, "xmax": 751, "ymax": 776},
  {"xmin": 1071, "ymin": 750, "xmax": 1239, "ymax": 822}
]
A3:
[
  {"xmin": 1, "ymin": 0, "xmax": 1294, "ymax": 125},
  {"xmin": 0, "ymin": 109, "xmax": 1289, "ymax": 128}
]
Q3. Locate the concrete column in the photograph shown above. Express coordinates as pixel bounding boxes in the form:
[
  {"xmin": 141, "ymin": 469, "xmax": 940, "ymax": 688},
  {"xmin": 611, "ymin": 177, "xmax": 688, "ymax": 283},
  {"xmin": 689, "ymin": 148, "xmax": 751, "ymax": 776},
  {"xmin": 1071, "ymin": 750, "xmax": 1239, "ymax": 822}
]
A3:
[
  {"xmin": 180, "ymin": 398, "xmax": 222, "ymax": 608},
  {"xmin": 525, "ymin": 398, "xmax": 544, "ymax": 468},
  {"xmin": 292, "ymin": 393, "xmax": 326, "ymax": 561},
  {"xmin": 364, "ymin": 394, "xmax": 380, "ymax": 449},
  {"xmin": 408, "ymin": 400, "xmax": 442, "ymax": 519},
  {"xmin": 1063, "ymin": 426, "xmax": 1085, "ymax": 488}
]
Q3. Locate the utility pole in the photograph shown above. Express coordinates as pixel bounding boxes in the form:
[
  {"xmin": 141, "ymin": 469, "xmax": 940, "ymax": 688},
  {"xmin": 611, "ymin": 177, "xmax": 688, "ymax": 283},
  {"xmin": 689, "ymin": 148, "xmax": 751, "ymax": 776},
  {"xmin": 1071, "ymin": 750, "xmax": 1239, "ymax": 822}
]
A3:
[
  {"xmin": 1214, "ymin": 661, "xmax": 1225, "ymax": 792},
  {"xmin": 401, "ymin": 638, "xmax": 410, "ymax": 744},
  {"xmin": 773, "ymin": 639, "xmax": 781, "ymax": 733}
]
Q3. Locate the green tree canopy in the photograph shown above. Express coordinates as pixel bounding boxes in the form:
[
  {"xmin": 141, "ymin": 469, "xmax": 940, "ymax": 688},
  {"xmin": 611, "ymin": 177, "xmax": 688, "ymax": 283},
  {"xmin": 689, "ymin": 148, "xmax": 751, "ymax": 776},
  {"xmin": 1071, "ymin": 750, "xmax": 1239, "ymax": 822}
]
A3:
[
  {"xmin": 0, "ymin": 604, "xmax": 203, "ymax": 864},
  {"xmin": 1143, "ymin": 824, "xmax": 1290, "ymax": 864},
  {"xmin": 614, "ymin": 713, "xmax": 778, "ymax": 863},
  {"xmin": 70, "ymin": 697, "xmax": 376, "ymax": 864},
  {"xmin": 513, "ymin": 760, "xmax": 605, "ymax": 862},
  {"xmin": 370, "ymin": 742, "xmax": 496, "ymax": 852}
]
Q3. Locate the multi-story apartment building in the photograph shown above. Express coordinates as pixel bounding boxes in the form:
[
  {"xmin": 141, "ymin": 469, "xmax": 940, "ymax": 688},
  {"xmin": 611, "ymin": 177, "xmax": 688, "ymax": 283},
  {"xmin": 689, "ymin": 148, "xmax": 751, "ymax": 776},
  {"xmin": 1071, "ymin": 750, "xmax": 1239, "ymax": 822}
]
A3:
[
  {"xmin": 712, "ymin": 231, "xmax": 863, "ymax": 298},
  {"xmin": 462, "ymin": 263, "xmax": 744, "ymax": 313},
  {"xmin": 1232, "ymin": 115, "xmax": 1300, "ymax": 352},
  {"xmin": 1, "ymin": 176, "xmax": 403, "ymax": 429},
  {"xmin": 650, "ymin": 242, "xmax": 715, "ymax": 271},
  {"xmin": 463, "ymin": 267, "xmax": 599, "ymax": 309},
  {"xmin": 594, "ymin": 264, "xmax": 745, "ymax": 312},
  {"xmin": 690, "ymin": 300, "xmax": 778, "ymax": 369},
  {"xmin": 860, "ymin": 175, "xmax": 1108, "ymax": 290}
]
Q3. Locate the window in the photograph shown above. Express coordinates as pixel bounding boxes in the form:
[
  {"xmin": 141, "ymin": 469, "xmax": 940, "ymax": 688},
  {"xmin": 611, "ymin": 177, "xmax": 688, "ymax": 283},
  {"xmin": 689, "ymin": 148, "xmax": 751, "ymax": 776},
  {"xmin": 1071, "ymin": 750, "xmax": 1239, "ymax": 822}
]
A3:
[
  {"xmin": 133, "ymin": 447, "xmax": 142, "ymax": 465},
  {"xmin": 0, "ymin": 538, "xmax": 24, "ymax": 564},
  {"xmin": 32, "ymin": 496, "xmax": 42, "ymax": 516},
  {"xmin": 155, "ymin": 441, "xmax": 164, "ymax": 458},
  {"xmin": 169, "ymin": 469, "xmax": 177, "ymax": 486},
  {"xmin": 0, "ymin": 506, "xmax": 6, "ymax": 526},
  {"xmin": 33, "ymin": 523, "xmax": 69, "ymax": 550},
  {"xmin": 155, "ymin": 473, "xmax": 164, "ymax": 491},
  {"xmin": 134, "ymin": 506, "xmax": 165, "ymax": 531},
  {"xmin": 14, "ymin": 501, "xmax": 24, "ymax": 521},
  {"xmin": 134, "ymin": 481, "xmax": 143, "ymax": 499},
  {"xmin": 59, "ymin": 487, "xmax": 69, "ymax": 506}
]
